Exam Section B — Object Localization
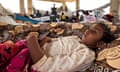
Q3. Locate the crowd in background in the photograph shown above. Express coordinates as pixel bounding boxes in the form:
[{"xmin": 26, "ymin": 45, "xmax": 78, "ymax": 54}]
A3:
[{"xmin": 6, "ymin": 4, "xmax": 113, "ymax": 24}]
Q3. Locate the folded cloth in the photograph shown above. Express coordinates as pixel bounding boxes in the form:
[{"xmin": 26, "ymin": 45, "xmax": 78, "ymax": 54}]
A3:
[{"xmin": 15, "ymin": 14, "xmax": 40, "ymax": 24}]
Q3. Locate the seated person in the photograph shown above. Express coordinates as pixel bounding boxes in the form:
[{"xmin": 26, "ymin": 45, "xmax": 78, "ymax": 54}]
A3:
[
  {"xmin": 103, "ymin": 14, "xmax": 114, "ymax": 22},
  {"xmin": 27, "ymin": 22, "xmax": 115, "ymax": 72},
  {"xmin": 44, "ymin": 11, "xmax": 49, "ymax": 16},
  {"xmin": 35, "ymin": 10, "xmax": 42, "ymax": 18},
  {"xmin": 60, "ymin": 12, "xmax": 66, "ymax": 21}
]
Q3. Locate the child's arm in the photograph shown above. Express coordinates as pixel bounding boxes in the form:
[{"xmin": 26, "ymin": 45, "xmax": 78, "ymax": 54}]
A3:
[{"xmin": 26, "ymin": 32, "xmax": 45, "ymax": 63}]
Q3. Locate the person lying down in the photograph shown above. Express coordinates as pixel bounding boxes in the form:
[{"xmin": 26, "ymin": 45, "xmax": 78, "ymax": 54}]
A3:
[{"xmin": 27, "ymin": 22, "xmax": 115, "ymax": 72}]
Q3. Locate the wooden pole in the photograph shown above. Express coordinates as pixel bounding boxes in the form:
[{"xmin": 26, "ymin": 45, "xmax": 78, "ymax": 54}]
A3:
[
  {"xmin": 76, "ymin": 0, "xmax": 80, "ymax": 11},
  {"xmin": 62, "ymin": 0, "xmax": 66, "ymax": 11},
  {"xmin": 27, "ymin": 0, "xmax": 33, "ymax": 15},
  {"xmin": 20, "ymin": 0, "xmax": 25, "ymax": 15},
  {"xmin": 76, "ymin": 0, "xmax": 80, "ymax": 22},
  {"xmin": 118, "ymin": 0, "xmax": 120, "ymax": 20},
  {"xmin": 110, "ymin": 0, "xmax": 119, "ymax": 20}
]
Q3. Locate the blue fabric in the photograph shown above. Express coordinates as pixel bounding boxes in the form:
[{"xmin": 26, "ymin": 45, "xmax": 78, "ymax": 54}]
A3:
[{"xmin": 15, "ymin": 14, "xmax": 40, "ymax": 24}]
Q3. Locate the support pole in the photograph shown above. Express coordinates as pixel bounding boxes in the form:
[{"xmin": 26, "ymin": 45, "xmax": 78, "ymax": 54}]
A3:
[
  {"xmin": 20, "ymin": 0, "xmax": 25, "ymax": 15},
  {"xmin": 110, "ymin": 0, "xmax": 120, "ymax": 21},
  {"xmin": 27, "ymin": 0, "xmax": 33, "ymax": 15},
  {"xmin": 76, "ymin": 0, "xmax": 80, "ymax": 11},
  {"xmin": 62, "ymin": 0, "xmax": 66, "ymax": 11}
]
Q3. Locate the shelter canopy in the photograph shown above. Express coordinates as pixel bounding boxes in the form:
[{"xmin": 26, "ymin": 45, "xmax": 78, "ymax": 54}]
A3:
[{"xmin": 37, "ymin": 0, "xmax": 75, "ymax": 2}]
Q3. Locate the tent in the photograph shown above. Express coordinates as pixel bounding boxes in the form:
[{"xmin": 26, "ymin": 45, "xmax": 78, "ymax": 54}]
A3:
[{"xmin": 0, "ymin": 4, "xmax": 13, "ymax": 15}]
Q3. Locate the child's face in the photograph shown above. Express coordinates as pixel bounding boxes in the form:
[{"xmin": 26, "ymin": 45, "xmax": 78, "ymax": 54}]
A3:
[{"xmin": 81, "ymin": 24, "xmax": 104, "ymax": 46}]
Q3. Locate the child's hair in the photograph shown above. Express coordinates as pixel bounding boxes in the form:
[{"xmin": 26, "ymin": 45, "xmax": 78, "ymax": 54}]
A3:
[{"xmin": 97, "ymin": 22, "xmax": 116, "ymax": 43}]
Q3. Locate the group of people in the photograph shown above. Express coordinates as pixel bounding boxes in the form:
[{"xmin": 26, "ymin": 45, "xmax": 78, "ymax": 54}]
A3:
[{"xmin": 3, "ymin": 3, "xmax": 113, "ymax": 24}]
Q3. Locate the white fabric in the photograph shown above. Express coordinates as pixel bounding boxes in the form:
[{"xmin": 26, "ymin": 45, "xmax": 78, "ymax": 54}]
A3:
[
  {"xmin": 32, "ymin": 36, "xmax": 95, "ymax": 72},
  {"xmin": 0, "ymin": 16, "xmax": 15, "ymax": 24},
  {"xmin": 0, "ymin": 4, "xmax": 13, "ymax": 15},
  {"xmin": 93, "ymin": 10, "xmax": 104, "ymax": 18},
  {"xmin": 0, "ymin": 16, "xmax": 24, "ymax": 25},
  {"xmin": 81, "ymin": 15, "xmax": 96, "ymax": 23},
  {"xmin": 33, "ymin": 16, "xmax": 50, "ymax": 22}
]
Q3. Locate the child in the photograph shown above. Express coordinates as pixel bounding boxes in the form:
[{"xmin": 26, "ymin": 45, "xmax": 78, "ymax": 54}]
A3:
[{"xmin": 27, "ymin": 22, "xmax": 115, "ymax": 72}]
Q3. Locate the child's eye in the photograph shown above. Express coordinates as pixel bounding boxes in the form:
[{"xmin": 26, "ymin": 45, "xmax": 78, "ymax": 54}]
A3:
[
  {"xmin": 90, "ymin": 29, "xmax": 98, "ymax": 34},
  {"xmin": 92, "ymin": 30, "xmax": 97, "ymax": 33},
  {"xmin": 88, "ymin": 27, "xmax": 98, "ymax": 34}
]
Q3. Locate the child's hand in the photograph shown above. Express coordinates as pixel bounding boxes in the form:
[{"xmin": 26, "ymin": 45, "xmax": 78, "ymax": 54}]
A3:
[
  {"xmin": 28, "ymin": 32, "xmax": 39, "ymax": 38},
  {"xmin": 28, "ymin": 32, "xmax": 39, "ymax": 37},
  {"xmin": 26, "ymin": 32, "xmax": 39, "ymax": 40}
]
